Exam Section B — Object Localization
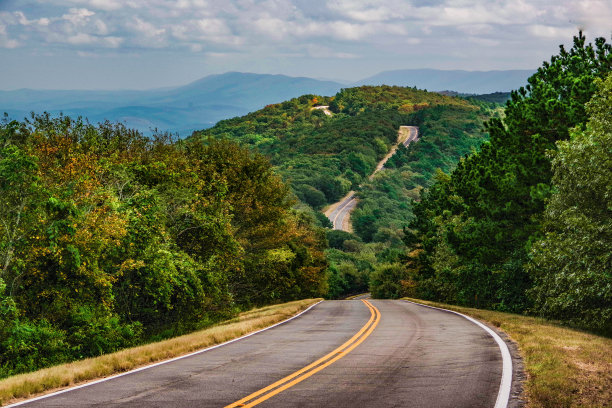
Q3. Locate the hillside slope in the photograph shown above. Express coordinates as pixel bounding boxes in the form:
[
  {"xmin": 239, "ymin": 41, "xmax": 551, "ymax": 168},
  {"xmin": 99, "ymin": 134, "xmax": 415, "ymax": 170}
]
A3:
[
  {"xmin": 194, "ymin": 86, "xmax": 486, "ymax": 212},
  {"xmin": 194, "ymin": 85, "xmax": 497, "ymax": 297}
]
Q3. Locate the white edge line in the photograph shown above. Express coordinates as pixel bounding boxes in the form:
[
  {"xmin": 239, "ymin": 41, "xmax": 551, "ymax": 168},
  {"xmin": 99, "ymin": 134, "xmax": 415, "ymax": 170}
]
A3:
[
  {"xmin": 4, "ymin": 300, "xmax": 324, "ymax": 408},
  {"xmin": 402, "ymin": 300, "xmax": 512, "ymax": 408}
]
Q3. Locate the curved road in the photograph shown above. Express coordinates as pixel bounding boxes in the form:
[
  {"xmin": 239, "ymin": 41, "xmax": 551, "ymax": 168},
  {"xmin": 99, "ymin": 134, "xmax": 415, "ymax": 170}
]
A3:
[
  {"xmin": 11, "ymin": 300, "xmax": 508, "ymax": 408},
  {"xmin": 326, "ymin": 126, "xmax": 419, "ymax": 231}
]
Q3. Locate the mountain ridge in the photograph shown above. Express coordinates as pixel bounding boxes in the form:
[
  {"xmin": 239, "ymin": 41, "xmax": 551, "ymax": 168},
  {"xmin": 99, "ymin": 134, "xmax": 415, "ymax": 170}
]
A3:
[
  {"xmin": 354, "ymin": 68, "xmax": 533, "ymax": 94},
  {"xmin": 1, "ymin": 69, "xmax": 532, "ymax": 135}
]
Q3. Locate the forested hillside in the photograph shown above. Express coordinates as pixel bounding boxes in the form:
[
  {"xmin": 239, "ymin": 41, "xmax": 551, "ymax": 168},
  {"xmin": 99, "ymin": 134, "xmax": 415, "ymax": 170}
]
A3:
[
  {"xmin": 195, "ymin": 86, "xmax": 496, "ymax": 298},
  {"xmin": 0, "ymin": 115, "xmax": 327, "ymax": 378},
  {"xmin": 402, "ymin": 33, "xmax": 611, "ymax": 334},
  {"xmin": 6, "ymin": 45, "xmax": 585, "ymax": 380},
  {"xmin": 0, "ymin": 71, "xmax": 501, "ymax": 380}
]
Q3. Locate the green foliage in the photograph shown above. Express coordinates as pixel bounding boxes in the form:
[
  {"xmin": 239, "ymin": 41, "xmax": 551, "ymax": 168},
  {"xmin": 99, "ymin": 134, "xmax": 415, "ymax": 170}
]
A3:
[
  {"xmin": 330, "ymin": 85, "xmax": 471, "ymax": 115},
  {"xmin": 65, "ymin": 306, "xmax": 142, "ymax": 358},
  {"xmin": 352, "ymin": 104, "xmax": 490, "ymax": 243},
  {"xmin": 0, "ymin": 319, "xmax": 69, "ymax": 378},
  {"xmin": 196, "ymin": 85, "xmax": 492, "ymax": 299},
  {"xmin": 326, "ymin": 230, "xmax": 360, "ymax": 250},
  {"xmin": 529, "ymin": 73, "xmax": 612, "ymax": 334},
  {"xmin": 406, "ymin": 33, "xmax": 612, "ymax": 321},
  {"xmin": 0, "ymin": 114, "xmax": 327, "ymax": 378},
  {"xmin": 195, "ymin": 86, "xmax": 477, "ymax": 214},
  {"xmin": 313, "ymin": 211, "xmax": 333, "ymax": 229},
  {"xmin": 370, "ymin": 263, "xmax": 408, "ymax": 299},
  {"xmin": 0, "ymin": 279, "xmax": 17, "ymax": 339},
  {"xmin": 324, "ymin": 245, "xmax": 376, "ymax": 298}
]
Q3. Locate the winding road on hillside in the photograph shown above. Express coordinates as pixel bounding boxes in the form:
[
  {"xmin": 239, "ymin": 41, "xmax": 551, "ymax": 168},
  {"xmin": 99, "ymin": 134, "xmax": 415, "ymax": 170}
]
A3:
[
  {"xmin": 325, "ymin": 126, "xmax": 419, "ymax": 231},
  {"xmin": 10, "ymin": 299, "xmax": 512, "ymax": 408}
]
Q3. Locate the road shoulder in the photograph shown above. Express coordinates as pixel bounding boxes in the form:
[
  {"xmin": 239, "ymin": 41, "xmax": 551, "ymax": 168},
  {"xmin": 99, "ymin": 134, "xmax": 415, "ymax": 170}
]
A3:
[{"xmin": 401, "ymin": 298, "xmax": 527, "ymax": 408}]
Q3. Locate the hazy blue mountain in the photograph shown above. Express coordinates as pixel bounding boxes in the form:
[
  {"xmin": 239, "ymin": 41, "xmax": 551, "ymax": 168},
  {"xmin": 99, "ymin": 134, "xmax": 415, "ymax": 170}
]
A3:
[
  {"xmin": 1, "ymin": 70, "xmax": 532, "ymax": 136},
  {"xmin": 354, "ymin": 69, "xmax": 533, "ymax": 94},
  {"xmin": 0, "ymin": 72, "xmax": 343, "ymax": 136}
]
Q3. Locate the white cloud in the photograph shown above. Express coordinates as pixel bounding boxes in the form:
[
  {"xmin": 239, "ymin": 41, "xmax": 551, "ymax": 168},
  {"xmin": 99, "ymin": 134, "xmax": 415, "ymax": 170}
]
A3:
[
  {"xmin": 0, "ymin": 38, "xmax": 19, "ymax": 48},
  {"xmin": 66, "ymin": 32, "xmax": 95, "ymax": 44},
  {"xmin": 328, "ymin": 21, "xmax": 373, "ymax": 40},
  {"xmin": 0, "ymin": 0, "xmax": 605, "ymax": 67},
  {"xmin": 528, "ymin": 25, "xmax": 577, "ymax": 39},
  {"xmin": 103, "ymin": 36, "xmax": 123, "ymax": 48},
  {"xmin": 133, "ymin": 17, "xmax": 166, "ymax": 38},
  {"xmin": 468, "ymin": 36, "xmax": 500, "ymax": 47},
  {"xmin": 306, "ymin": 44, "xmax": 357, "ymax": 59},
  {"xmin": 570, "ymin": 0, "xmax": 612, "ymax": 36},
  {"xmin": 195, "ymin": 18, "xmax": 231, "ymax": 37},
  {"xmin": 62, "ymin": 8, "xmax": 95, "ymax": 25},
  {"xmin": 0, "ymin": 15, "xmax": 20, "ymax": 48},
  {"xmin": 327, "ymin": 0, "xmax": 412, "ymax": 22},
  {"xmin": 62, "ymin": 0, "xmax": 124, "ymax": 11}
]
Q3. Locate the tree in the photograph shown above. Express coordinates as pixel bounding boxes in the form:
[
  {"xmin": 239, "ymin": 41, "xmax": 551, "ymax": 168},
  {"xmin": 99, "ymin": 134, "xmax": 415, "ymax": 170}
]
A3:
[
  {"xmin": 0, "ymin": 144, "xmax": 39, "ymax": 281},
  {"xmin": 529, "ymin": 73, "xmax": 612, "ymax": 334},
  {"xmin": 370, "ymin": 263, "xmax": 408, "ymax": 299},
  {"xmin": 408, "ymin": 32, "xmax": 611, "ymax": 312}
]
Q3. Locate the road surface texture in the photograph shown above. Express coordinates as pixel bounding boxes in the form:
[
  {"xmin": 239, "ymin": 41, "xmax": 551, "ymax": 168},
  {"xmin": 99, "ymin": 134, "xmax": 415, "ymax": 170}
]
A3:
[
  {"xmin": 325, "ymin": 126, "xmax": 419, "ymax": 231},
  {"xmin": 12, "ymin": 299, "xmax": 508, "ymax": 408}
]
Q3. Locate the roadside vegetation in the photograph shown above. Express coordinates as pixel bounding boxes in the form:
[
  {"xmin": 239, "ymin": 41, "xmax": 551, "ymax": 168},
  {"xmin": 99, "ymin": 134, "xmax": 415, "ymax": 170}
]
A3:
[
  {"xmin": 0, "ymin": 117, "xmax": 327, "ymax": 379},
  {"xmin": 0, "ymin": 299, "xmax": 319, "ymax": 406},
  {"xmin": 392, "ymin": 32, "xmax": 612, "ymax": 336},
  {"xmin": 404, "ymin": 298, "xmax": 612, "ymax": 408}
]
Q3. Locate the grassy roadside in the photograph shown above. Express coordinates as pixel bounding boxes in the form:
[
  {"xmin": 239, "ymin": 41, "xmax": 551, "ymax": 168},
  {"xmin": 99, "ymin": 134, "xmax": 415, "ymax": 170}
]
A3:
[
  {"xmin": 0, "ymin": 298, "xmax": 321, "ymax": 406},
  {"xmin": 403, "ymin": 298, "xmax": 612, "ymax": 408}
]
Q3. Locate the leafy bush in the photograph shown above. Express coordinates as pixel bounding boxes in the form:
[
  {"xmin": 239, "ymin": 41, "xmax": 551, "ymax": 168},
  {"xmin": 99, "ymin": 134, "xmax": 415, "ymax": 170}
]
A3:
[
  {"xmin": 0, "ymin": 319, "xmax": 69, "ymax": 378},
  {"xmin": 370, "ymin": 263, "xmax": 408, "ymax": 299},
  {"xmin": 326, "ymin": 230, "xmax": 360, "ymax": 250}
]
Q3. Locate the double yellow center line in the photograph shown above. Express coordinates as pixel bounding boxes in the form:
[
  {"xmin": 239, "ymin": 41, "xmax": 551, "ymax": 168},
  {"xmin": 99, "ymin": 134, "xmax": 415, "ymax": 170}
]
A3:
[{"xmin": 224, "ymin": 300, "xmax": 381, "ymax": 408}]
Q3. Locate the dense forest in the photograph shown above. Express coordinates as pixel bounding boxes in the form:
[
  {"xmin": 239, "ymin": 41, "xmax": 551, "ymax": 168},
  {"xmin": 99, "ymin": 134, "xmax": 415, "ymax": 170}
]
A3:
[
  {"xmin": 194, "ymin": 86, "xmax": 482, "ymax": 210},
  {"xmin": 195, "ymin": 86, "xmax": 496, "ymax": 299},
  {"xmin": 0, "ymin": 78, "xmax": 494, "ymax": 379},
  {"xmin": 0, "ymin": 117, "xmax": 327, "ymax": 377},
  {"xmin": 400, "ymin": 33, "xmax": 612, "ymax": 334}
]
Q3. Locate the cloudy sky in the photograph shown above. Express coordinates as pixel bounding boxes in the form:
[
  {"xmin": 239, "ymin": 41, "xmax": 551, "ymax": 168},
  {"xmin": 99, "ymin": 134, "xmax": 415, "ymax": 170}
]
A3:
[{"xmin": 0, "ymin": 0, "xmax": 610, "ymax": 90}]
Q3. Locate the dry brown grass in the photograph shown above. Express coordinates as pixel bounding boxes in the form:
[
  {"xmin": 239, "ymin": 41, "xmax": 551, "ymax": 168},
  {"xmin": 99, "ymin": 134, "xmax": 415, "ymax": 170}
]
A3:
[
  {"xmin": 0, "ymin": 298, "xmax": 321, "ymax": 406},
  {"xmin": 404, "ymin": 298, "xmax": 612, "ymax": 408}
]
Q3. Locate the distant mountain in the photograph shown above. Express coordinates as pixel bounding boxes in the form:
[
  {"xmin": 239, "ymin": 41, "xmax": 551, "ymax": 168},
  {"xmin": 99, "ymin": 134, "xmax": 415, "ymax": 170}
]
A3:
[
  {"xmin": 0, "ymin": 70, "xmax": 532, "ymax": 136},
  {"xmin": 0, "ymin": 72, "xmax": 343, "ymax": 136},
  {"xmin": 354, "ymin": 69, "xmax": 533, "ymax": 94}
]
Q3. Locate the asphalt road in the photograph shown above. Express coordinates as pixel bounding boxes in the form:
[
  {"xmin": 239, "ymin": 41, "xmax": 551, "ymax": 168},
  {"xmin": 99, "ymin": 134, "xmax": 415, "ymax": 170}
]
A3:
[
  {"xmin": 326, "ymin": 126, "xmax": 419, "ymax": 231},
  {"xmin": 13, "ymin": 300, "xmax": 506, "ymax": 408},
  {"xmin": 327, "ymin": 192, "xmax": 358, "ymax": 231}
]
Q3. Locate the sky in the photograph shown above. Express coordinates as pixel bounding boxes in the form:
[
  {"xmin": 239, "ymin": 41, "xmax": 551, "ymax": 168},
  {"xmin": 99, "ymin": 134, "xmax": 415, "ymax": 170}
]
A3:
[{"xmin": 0, "ymin": 0, "xmax": 610, "ymax": 90}]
